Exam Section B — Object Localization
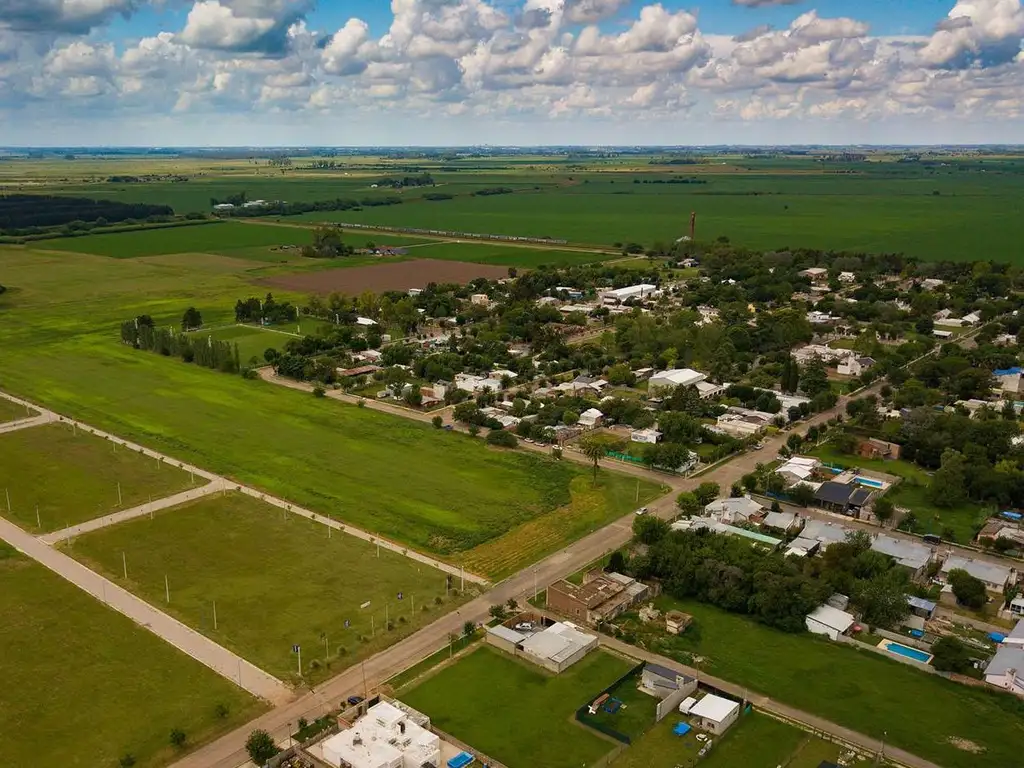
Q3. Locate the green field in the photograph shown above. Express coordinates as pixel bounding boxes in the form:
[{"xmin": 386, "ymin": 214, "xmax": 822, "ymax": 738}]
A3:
[
  {"xmin": 0, "ymin": 543, "xmax": 262, "ymax": 767},
  {"xmin": 641, "ymin": 597, "xmax": 1024, "ymax": 768},
  {"xmin": 578, "ymin": 670, "xmax": 657, "ymax": 741},
  {"xmin": 0, "ymin": 397, "xmax": 34, "ymax": 423},
  {"xmin": 402, "ymin": 646, "xmax": 634, "ymax": 768},
  {"xmin": 0, "ymin": 422, "xmax": 196, "ymax": 532},
  {"xmin": 42, "ymin": 220, "xmax": 313, "ymax": 258},
  {"xmin": 188, "ymin": 324, "xmax": 305, "ymax": 365},
  {"xmin": 69, "ymin": 492, "xmax": 466, "ymax": 683}
]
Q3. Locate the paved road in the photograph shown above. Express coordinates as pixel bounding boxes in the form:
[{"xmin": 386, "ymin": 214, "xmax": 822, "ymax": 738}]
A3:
[
  {"xmin": 0, "ymin": 514, "xmax": 293, "ymax": 704},
  {"xmin": 0, "ymin": 412, "xmax": 50, "ymax": 435},
  {"xmin": 39, "ymin": 480, "xmax": 228, "ymax": 544}
]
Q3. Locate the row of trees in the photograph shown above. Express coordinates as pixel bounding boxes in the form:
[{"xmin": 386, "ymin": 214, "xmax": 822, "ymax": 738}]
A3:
[
  {"xmin": 212, "ymin": 196, "xmax": 402, "ymax": 219},
  {"xmin": 120, "ymin": 316, "xmax": 241, "ymax": 374},
  {"xmin": 0, "ymin": 194, "xmax": 173, "ymax": 233},
  {"xmin": 235, "ymin": 294, "xmax": 297, "ymax": 324}
]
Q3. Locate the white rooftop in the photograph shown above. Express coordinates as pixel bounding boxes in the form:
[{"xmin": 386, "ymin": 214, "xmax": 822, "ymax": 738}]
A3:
[
  {"xmin": 520, "ymin": 621, "xmax": 596, "ymax": 665},
  {"xmin": 871, "ymin": 535, "xmax": 931, "ymax": 571},
  {"xmin": 689, "ymin": 694, "xmax": 739, "ymax": 723},
  {"xmin": 651, "ymin": 368, "xmax": 707, "ymax": 387},
  {"xmin": 941, "ymin": 555, "xmax": 1013, "ymax": 586},
  {"xmin": 321, "ymin": 701, "xmax": 439, "ymax": 768},
  {"xmin": 807, "ymin": 604, "xmax": 855, "ymax": 634}
]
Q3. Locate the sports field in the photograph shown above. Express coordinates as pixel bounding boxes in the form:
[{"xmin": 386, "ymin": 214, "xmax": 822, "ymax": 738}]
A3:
[
  {"xmin": 68, "ymin": 492, "xmax": 469, "ymax": 683},
  {"xmin": 0, "ymin": 542, "xmax": 262, "ymax": 767},
  {"xmin": 647, "ymin": 597, "xmax": 1024, "ymax": 768},
  {"xmin": 402, "ymin": 646, "xmax": 634, "ymax": 768},
  {"xmin": 0, "ymin": 397, "xmax": 34, "ymax": 423},
  {"xmin": 0, "ymin": 422, "xmax": 196, "ymax": 533},
  {"xmin": 188, "ymin": 324, "xmax": 304, "ymax": 365}
]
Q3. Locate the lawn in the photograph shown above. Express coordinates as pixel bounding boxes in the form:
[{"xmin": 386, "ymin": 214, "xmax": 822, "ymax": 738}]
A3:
[
  {"xmin": 42, "ymin": 220, "xmax": 313, "ymax": 258},
  {"xmin": 0, "ymin": 397, "xmax": 34, "ymax": 423},
  {"xmin": 578, "ymin": 669, "xmax": 658, "ymax": 741},
  {"xmin": 68, "ymin": 492, "xmax": 469, "ymax": 684},
  {"xmin": 0, "ymin": 542, "xmax": 262, "ymax": 767},
  {"xmin": 629, "ymin": 597, "xmax": 1024, "ymax": 768},
  {"xmin": 0, "ymin": 422, "xmax": 196, "ymax": 533},
  {"xmin": 188, "ymin": 324, "xmax": 301, "ymax": 365},
  {"xmin": 401, "ymin": 646, "xmax": 634, "ymax": 768}
]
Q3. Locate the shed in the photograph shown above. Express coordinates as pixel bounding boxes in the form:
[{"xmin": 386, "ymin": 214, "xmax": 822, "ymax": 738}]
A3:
[
  {"xmin": 689, "ymin": 694, "xmax": 740, "ymax": 735},
  {"xmin": 806, "ymin": 604, "xmax": 855, "ymax": 641}
]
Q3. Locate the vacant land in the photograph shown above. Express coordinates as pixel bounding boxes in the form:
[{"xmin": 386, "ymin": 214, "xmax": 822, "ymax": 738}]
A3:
[
  {"xmin": 43, "ymin": 220, "xmax": 312, "ymax": 258},
  {"xmin": 0, "ymin": 397, "xmax": 34, "ymax": 423},
  {"xmin": 0, "ymin": 543, "xmax": 261, "ymax": 767},
  {"xmin": 0, "ymin": 422, "xmax": 196, "ymax": 532},
  {"xmin": 646, "ymin": 596, "xmax": 1024, "ymax": 768},
  {"xmin": 69, "ymin": 492, "xmax": 468, "ymax": 683},
  {"xmin": 402, "ymin": 646, "xmax": 634, "ymax": 768},
  {"xmin": 262, "ymin": 258, "xmax": 511, "ymax": 295},
  {"xmin": 189, "ymin": 324, "xmax": 302, "ymax": 365}
]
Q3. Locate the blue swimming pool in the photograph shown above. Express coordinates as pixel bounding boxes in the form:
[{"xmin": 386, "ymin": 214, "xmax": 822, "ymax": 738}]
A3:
[
  {"xmin": 854, "ymin": 477, "xmax": 885, "ymax": 489},
  {"xmin": 881, "ymin": 641, "xmax": 933, "ymax": 664}
]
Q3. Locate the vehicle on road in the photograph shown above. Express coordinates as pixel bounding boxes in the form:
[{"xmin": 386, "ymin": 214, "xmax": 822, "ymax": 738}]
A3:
[{"xmin": 635, "ymin": 507, "xmax": 648, "ymax": 515}]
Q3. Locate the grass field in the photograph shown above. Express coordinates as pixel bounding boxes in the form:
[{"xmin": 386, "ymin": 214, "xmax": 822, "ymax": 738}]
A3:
[
  {"xmin": 641, "ymin": 597, "xmax": 1024, "ymax": 768},
  {"xmin": 0, "ymin": 422, "xmax": 196, "ymax": 533},
  {"xmin": 0, "ymin": 542, "xmax": 262, "ymax": 767},
  {"xmin": 188, "ymin": 323, "xmax": 305, "ymax": 365},
  {"xmin": 43, "ymin": 220, "xmax": 313, "ymax": 258},
  {"xmin": 0, "ymin": 397, "xmax": 34, "ymax": 423},
  {"xmin": 402, "ymin": 646, "xmax": 634, "ymax": 768},
  {"xmin": 578, "ymin": 670, "xmax": 657, "ymax": 741},
  {"xmin": 68, "ymin": 492, "xmax": 467, "ymax": 683}
]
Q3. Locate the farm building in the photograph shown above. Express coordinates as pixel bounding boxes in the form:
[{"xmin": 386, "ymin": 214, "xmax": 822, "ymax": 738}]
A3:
[
  {"xmin": 320, "ymin": 701, "xmax": 439, "ymax": 768},
  {"xmin": 688, "ymin": 694, "xmax": 740, "ymax": 735},
  {"xmin": 940, "ymin": 556, "xmax": 1016, "ymax": 592},
  {"xmin": 546, "ymin": 571, "xmax": 649, "ymax": 626},
  {"xmin": 805, "ymin": 605, "xmax": 856, "ymax": 641},
  {"xmin": 648, "ymin": 368, "xmax": 707, "ymax": 394}
]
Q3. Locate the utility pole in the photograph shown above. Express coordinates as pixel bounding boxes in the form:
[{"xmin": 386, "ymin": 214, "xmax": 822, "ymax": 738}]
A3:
[
  {"xmin": 635, "ymin": 479, "xmax": 640, "ymax": 503},
  {"xmin": 121, "ymin": 551, "xmax": 127, "ymax": 580},
  {"xmin": 213, "ymin": 601, "xmax": 218, "ymax": 630},
  {"xmin": 385, "ymin": 602, "xmax": 389, "ymax": 629},
  {"xmin": 4, "ymin": 488, "xmax": 9, "ymax": 512},
  {"xmin": 164, "ymin": 574, "xmax": 170, "ymax": 604},
  {"xmin": 117, "ymin": 482, "xmax": 122, "ymax": 507},
  {"xmin": 460, "ymin": 566, "xmax": 464, "ymax": 592}
]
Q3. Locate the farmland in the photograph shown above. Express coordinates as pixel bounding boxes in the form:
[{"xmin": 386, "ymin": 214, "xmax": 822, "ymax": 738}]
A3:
[
  {"xmin": 401, "ymin": 646, "xmax": 634, "ymax": 768},
  {"xmin": 262, "ymin": 257, "xmax": 512, "ymax": 295},
  {"xmin": 0, "ymin": 422, "xmax": 196, "ymax": 533},
  {"xmin": 644, "ymin": 596, "xmax": 1024, "ymax": 768},
  {"xmin": 0, "ymin": 542, "xmax": 262, "ymax": 767},
  {"xmin": 68, "ymin": 492, "xmax": 465, "ymax": 684}
]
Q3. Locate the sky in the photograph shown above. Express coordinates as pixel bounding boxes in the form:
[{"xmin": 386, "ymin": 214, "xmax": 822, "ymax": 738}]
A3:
[{"xmin": 0, "ymin": 0, "xmax": 1023, "ymax": 146}]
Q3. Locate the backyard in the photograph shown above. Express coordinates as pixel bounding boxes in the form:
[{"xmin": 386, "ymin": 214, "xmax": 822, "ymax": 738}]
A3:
[
  {"xmin": 0, "ymin": 422, "xmax": 196, "ymax": 532},
  {"xmin": 68, "ymin": 492, "xmax": 467, "ymax": 684},
  {"xmin": 0, "ymin": 543, "xmax": 262, "ymax": 767},
  {"xmin": 619, "ymin": 596, "xmax": 1024, "ymax": 768},
  {"xmin": 401, "ymin": 646, "xmax": 635, "ymax": 768}
]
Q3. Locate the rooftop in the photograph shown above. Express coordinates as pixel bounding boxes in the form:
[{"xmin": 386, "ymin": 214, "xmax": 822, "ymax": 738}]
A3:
[
  {"xmin": 520, "ymin": 621, "xmax": 596, "ymax": 664},
  {"xmin": 689, "ymin": 694, "xmax": 740, "ymax": 723},
  {"xmin": 985, "ymin": 646, "xmax": 1024, "ymax": 677},
  {"xmin": 871, "ymin": 535, "xmax": 931, "ymax": 571},
  {"xmin": 807, "ymin": 604, "xmax": 856, "ymax": 634},
  {"xmin": 651, "ymin": 368, "xmax": 707, "ymax": 387},
  {"xmin": 941, "ymin": 555, "xmax": 1013, "ymax": 586}
]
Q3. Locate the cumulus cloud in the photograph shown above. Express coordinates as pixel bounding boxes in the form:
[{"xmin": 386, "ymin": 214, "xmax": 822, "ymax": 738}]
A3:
[
  {"xmin": 178, "ymin": 0, "xmax": 311, "ymax": 55},
  {"xmin": 732, "ymin": 0, "xmax": 803, "ymax": 6},
  {"xmin": 563, "ymin": 0, "xmax": 630, "ymax": 23},
  {"xmin": 920, "ymin": 0, "xmax": 1024, "ymax": 69},
  {"xmin": 0, "ymin": 0, "xmax": 138, "ymax": 33}
]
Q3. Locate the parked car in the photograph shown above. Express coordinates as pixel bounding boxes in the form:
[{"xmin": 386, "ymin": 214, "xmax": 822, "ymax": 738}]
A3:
[
  {"xmin": 514, "ymin": 622, "xmax": 534, "ymax": 631},
  {"xmin": 346, "ymin": 696, "xmax": 364, "ymax": 706},
  {"xmin": 634, "ymin": 507, "xmax": 648, "ymax": 515}
]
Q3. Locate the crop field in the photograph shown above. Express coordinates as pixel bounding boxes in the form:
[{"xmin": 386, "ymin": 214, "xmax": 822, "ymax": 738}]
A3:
[
  {"xmin": 69, "ymin": 492, "xmax": 465, "ymax": 683},
  {"xmin": 461, "ymin": 474, "xmax": 663, "ymax": 579},
  {"xmin": 647, "ymin": 596, "xmax": 1024, "ymax": 768},
  {"xmin": 0, "ymin": 422, "xmax": 196, "ymax": 533},
  {"xmin": 41, "ymin": 220, "xmax": 313, "ymax": 258},
  {"xmin": 0, "ymin": 397, "xmax": 34, "ymax": 423},
  {"xmin": 0, "ymin": 542, "xmax": 262, "ymax": 767},
  {"xmin": 379, "ymin": 239, "xmax": 613, "ymax": 267},
  {"xmin": 402, "ymin": 646, "xmax": 634, "ymax": 768},
  {"xmin": 261, "ymin": 258, "xmax": 512, "ymax": 295}
]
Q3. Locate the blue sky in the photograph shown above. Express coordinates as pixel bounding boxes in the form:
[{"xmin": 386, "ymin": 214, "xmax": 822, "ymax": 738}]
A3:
[{"xmin": 1, "ymin": 1, "xmax": 1022, "ymax": 146}]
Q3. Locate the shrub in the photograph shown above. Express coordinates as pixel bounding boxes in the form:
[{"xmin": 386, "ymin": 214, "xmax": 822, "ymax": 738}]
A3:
[
  {"xmin": 245, "ymin": 729, "xmax": 279, "ymax": 764},
  {"xmin": 170, "ymin": 728, "xmax": 186, "ymax": 749}
]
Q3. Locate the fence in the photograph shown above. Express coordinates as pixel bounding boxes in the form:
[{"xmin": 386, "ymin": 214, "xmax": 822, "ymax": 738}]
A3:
[{"xmin": 574, "ymin": 662, "xmax": 646, "ymax": 745}]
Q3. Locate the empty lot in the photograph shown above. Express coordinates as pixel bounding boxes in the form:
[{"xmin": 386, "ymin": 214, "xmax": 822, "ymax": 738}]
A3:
[{"xmin": 261, "ymin": 258, "xmax": 510, "ymax": 294}]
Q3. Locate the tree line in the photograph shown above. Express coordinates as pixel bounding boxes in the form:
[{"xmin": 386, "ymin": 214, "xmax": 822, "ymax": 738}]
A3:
[
  {"xmin": 120, "ymin": 315, "xmax": 241, "ymax": 375},
  {"xmin": 211, "ymin": 195, "xmax": 402, "ymax": 218},
  {"xmin": 0, "ymin": 194, "xmax": 174, "ymax": 234}
]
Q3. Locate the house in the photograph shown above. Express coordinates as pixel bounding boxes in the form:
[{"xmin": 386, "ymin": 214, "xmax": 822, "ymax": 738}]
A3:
[
  {"xmin": 977, "ymin": 518, "xmax": 1024, "ymax": 549},
  {"xmin": 432, "ymin": 380, "xmax": 452, "ymax": 400},
  {"xmin": 631, "ymin": 427, "xmax": 662, "ymax": 444},
  {"xmin": 807, "ymin": 311, "xmax": 840, "ymax": 325},
  {"xmin": 813, "ymin": 482, "xmax": 875, "ymax": 517},
  {"xmin": 518, "ymin": 621, "xmax": 598, "ymax": 673},
  {"xmin": 470, "ymin": 293, "xmax": 490, "ymax": 306},
  {"xmin": 921, "ymin": 278, "xmax": 945, "ymax": 291},
  {"xmin": 838, "ymin": 271, "xmax": 856, "ymax": 283},
  {"xmin": 602, "ymin": 284, "xmax": 658, "ymax": 304},
  {"xmin": 776, "ymin": 456, "xmax": 821, "ymax": 486},
  {"xmin": 984, "ymin": 624, "xmax": 1024, "ymax": 696},
  {"xmin": 336, "ymin": 364, "xmax": 381, "ymax": 378},
  {"xmin": 546, "ymin": 571, "xmax": 649, "ymax": 626},
  {"xmin": 802, "ymin": 519, "xmax": 853, "ymax": 550},
  {"xmin": 933, "ymin": 329, "xmax": 954, "ymax": 340},
  {"xmin": 962, "ymin": 311, "xmax": 982, "ymax": 325},
  {"xmin": 355, "ymin": 316, "xmax": 377, "ymax": 327},
  {"xmin": 857, "ymin": 438, "xmax": 901, "ymax": 461},
  {"xmin": 806, "ymin": 604, "xmax": 856, "ymax": 641},
  {"xmin": 578, "ymin": 408, "xmax": 604, "ymax": 428},
  {"xmin": 685, "ymin": 519, "xmax": 783, "ymax": 550},
  {"xmin": 648, "ymin": 368, "xmax": 707, "ymax": 394},
  {"xmin": 641, "ymin": 663, "xmax": 697, "ymax": 698},
  {"xmin": 665, "ymin": 610, "xmax": 692, "ymax": 635},
  {"xmin": 940, "ymin": 556, "xmax": 1015, "ymax": 592},
  {"xmin": 1008, "ymin": 596, "xmax": 1024, "ymax": 620},
  {"xmin": 694, "ymin": 380, "xmax": 726, "ymax": 399},
  {"xmin": 870, "ymin": 535, "xmax": 932, "ymax": 577},
  {"xmin": 355, "ymin": 349, "xmax": 383, "ymax": 363},
  {"xmin": 792, "ymin": 344, "xmax": 846, "ymax": 365},
  {"xmin": 837, "ymin": 356, "xmax": 875, "ymax": 377},
  {"xmin": 633, "ymin": 367, "xmax": 655, "ymax": 381},
  {"xmin": 555, "ymin": 286, "xmax": 584, "ymax": 300},
  {"xmin": 799, "ymin": 267, "xmax": 829, "ymax": 282},
  {"xmin": 785, "ymin": 537, "xmax": 821, "ymax": 558},
  {"xmin": 704, "ymin": 496, "xmax": 764, "ymax": 524},
  {"xmin": 688, "ymin": 694, "xmax": 740, "ymax": 735},
  {"xmin": 321, "ymin": 701, "xmax": 440, "ymax": 768},
  {"xmin": 454, "ymin": 373, "xmax": 501, "ymax": 393},
  {"xmin": 995, "ymin": 368, "xmax": 1023, "ymax": 396},
  {"xmin": 212, "ymin": 203, "xmax": 235, "ymax": 211},
  {"xmin": 763, "ymin": 510, "xmax": 801, "ymax": 533}
]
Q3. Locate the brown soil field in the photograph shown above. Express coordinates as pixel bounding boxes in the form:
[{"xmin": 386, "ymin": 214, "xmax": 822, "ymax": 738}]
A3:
[{"xmin": 259, "ymin": 258, "xmax": 509, "ymax": 295}]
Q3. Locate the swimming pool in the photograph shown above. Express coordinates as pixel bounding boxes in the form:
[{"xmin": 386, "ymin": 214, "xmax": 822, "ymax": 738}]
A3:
[
  {"xmin": 878, "ymin": 640, "xmax": 933, "ymax": 664},
  {"xmin": 854, "ymin": 477, "xmax": 886, "ymax": 489}
]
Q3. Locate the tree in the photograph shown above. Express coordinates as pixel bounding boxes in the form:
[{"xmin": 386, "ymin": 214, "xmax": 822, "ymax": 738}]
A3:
[
  {"xmin": 676, "ymin": 491, "xmax": 701, "ymax": 515},
  {"xmin": 312, "ymin": 385, "xmax": 326, "ymax": 398},
  {"xmin": 507, "ymin": 597, "xmax": 518, "ymax": 611},
  {"xmin": 170, "ymin": 729, "xmax": 187, "ymax": 749},
  {"xmin": 578, "ymin": 433, "xmax": 624, "ymax": 481},
  {"xmin": 463, "ymin": 620, "xmax": 476, "ymax": 638},
  {"xmin": 931, "ymin": 636, "xmax": 973, "ymax": 673},
  {"xmin": 786, "ymin": 433, "xmax": 804, "ymax": 453},
  {"xmin": 694, "ymin": 482, "xmax": 721, "ymax": 507},
  {"xmin": 563, "ymin": 409, "xmax": 580, "ymax": 426},
  {"xmin": 403, "ymin": 388, "xmax": 423, "ymax": 407},
  {"xmin": 800, "ymin": 358, "xmax": 829, "ymax": 397},
  {"xmin": 872, "ymin": 496, "xmax": 894, "ymax": 526},
  {"xmin": 468, "ymin": 423, "xmax": 481, "ymax": 438},
  {"xmin": 608, "ymin": 550, "xmax": 627, "ymax": 573},
  {"xmin": 854, "ymin": 573, "xmax": 909, "ymax": 628},
  {"xmin": 431, "ymin": 415, "xmax": 443, "ymax": 429},
  {"xmin": 486, "ymin": 430, "xmax": 518, "ymax": 448},
  {"xmin": 245, "ymin": 729, "xmax": 279, "ymax": 765},
  {"xmin": 789, "ymin": 483, "xmax": 816, "ymax": 507},
  {"xmin": 928, "ymin": 449, "xmax": 967, "ymax": 508},
  {"xmin": 780, "ymin": 355, "xmax": 800, "ymax": 394},
  {"xmin": 948, "ymin": 568, "xmax": 987, "ymax": 609},
  {"xmin": 119, "ymin": 756, "xmax": 137, "ymax": 768},
  {"xmin": 632, "ymin": 514, "xmax": 669, "ymax": 545},
  {"xmin": 181, "ymin": 307, "xmax": 202, "ymax": 331},
  {"xmin": 489, "ymin": 604, "xmax": 507, "ymax": 620}
]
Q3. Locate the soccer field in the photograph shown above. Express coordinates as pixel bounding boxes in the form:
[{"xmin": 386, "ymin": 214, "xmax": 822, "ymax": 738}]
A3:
[
  {"xmin": 69, "ymin": 492, "xmax": 468, "ymax": 683},
  {"xmin": 0, "ymin": 543, "xmax": 262, "ymax": 767},
  {"xmin": 401, "ymin": 646, "xmax": 634, "ymax": 768},
  {"xmin": 0, "ymin": 422, "xmax": 196, "ymax": 533}
]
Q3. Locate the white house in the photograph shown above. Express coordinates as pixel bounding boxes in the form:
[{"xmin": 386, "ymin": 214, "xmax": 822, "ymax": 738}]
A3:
[
  {"xmin": 940, "ymin": 555, "xmax": 1015, "ymax": 592},
  {"xmin": 454, "ymin": 373, "xmax": 501, "ymax": 393},
  {"xmin": 805, "ymin": 604, "xmax": 856, "ymax": 641},
  {"xmin": 962, "ymin": 312, "xmax": 982, "ymax": 325},
  {"xmin": 578, "ymin": 408, "xmax": 604, "ymax": 428},
  {"xmin": 985, "ymin": 622, "xmax": 1024, "ymax": 696},
  {"xmin": 704, "ymin": 496, "xmax": 763, "ymax": 524},
  {"xmin": 470, "ymin": 294, "xmax": 490, "ymax": 306},
  {"xmin": 837, "ymin": 356, "xmax": 875, "ymax": 377},
  {"xmin": 838, "ymin": 271, "xmax": 856, "ymax": 283},
  {"xmin": 648, "ymin": 368, "xmax": 707, "ymax": 394},
  {"xmin": 602, "ymin": 284, "xmax": 658, "ymax": 304},
  {"xmin": 631, "ymin": 428, "xmax": 662, "ymax": 444},
  {"xmin": 688, "ymin": 694, "xmax": 740, "ymax": 735},
  {"xmin": 695, "ymin": 380, "xmax": 726, "ymax": 399},
  {"xmin": 806, "ymin": 311, "xmax": 840, "ymax": 325},
  {"xmin": 321, "ymin": 701, "xmax": 440, "ymax": 768},
  {"xmin": 355, "ymin": 316, "xmax": 377, "ymax": 327}
]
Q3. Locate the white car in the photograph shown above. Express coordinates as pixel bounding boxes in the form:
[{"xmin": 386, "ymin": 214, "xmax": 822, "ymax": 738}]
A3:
[
  {"xmin": 634, "ymin": 507, "xmax": 648, "ymax": 515},
  {"xmin": 695, "ymin": 734, "xmax": 708, "ymax": 743}
]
